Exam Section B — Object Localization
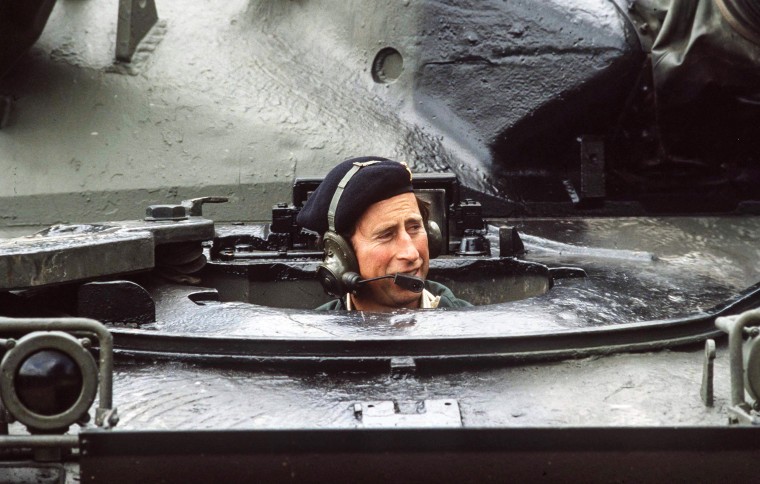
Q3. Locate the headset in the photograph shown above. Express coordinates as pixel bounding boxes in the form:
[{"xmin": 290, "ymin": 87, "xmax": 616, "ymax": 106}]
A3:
[{"xmin": 317, "ymin": 161, "xmax": 442, "ymax": 298}]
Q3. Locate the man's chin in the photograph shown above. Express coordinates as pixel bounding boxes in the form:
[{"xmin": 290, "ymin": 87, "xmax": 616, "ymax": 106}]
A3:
[
  {"xmin": 356, "ymin": 278, "xmax": 424, "ymax": 309},
  {"xmin": 387, "ymin": 288, "xmax": 423, "ymax": 308}
]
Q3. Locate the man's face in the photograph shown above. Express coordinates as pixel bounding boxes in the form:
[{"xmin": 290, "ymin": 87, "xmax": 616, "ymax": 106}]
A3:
[{"xmin": 350, "ymin": 192, "xmax": 429, "ymax": 311}]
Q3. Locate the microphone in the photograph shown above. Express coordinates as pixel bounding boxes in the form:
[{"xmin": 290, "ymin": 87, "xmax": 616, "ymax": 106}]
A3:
[{"xmin": 341, "ymin": 272, "xmax": 425, "ymax": 293}]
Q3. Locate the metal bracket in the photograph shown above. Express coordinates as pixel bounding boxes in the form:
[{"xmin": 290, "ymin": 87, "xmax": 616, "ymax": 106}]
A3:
[
  {"xmin": 116, "ymin": 0, "xmax": 159, "ymax": 62},
  {"xmin": 352, "ymin": 400, "xmax": 462, "ymax": 428},
  {"xmin": 390, "ymin": 357, "xmax": 416, "ymax": 378},
  {"xmin": 181, "ymin": 196, "xmax": 229, "ymax": 217},
  {"xmin": 499, "ymin": 226, "xmax": 525, "ymax": 256},
  {"xmin": 715, "ymin": 309, "xmax": 760, "ymax": 424},
  {"xmin": 701, "ymin": 339, "xmax": 716, "ymax": 407},
  {"xmin": 715, "ymin": 309, "xmax": 760, "ymax": 410}
]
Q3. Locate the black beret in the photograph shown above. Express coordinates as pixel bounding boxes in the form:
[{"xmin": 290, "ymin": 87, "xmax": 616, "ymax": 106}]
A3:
[{"xmin": 296, "ymin": 156, "xmax": 414, "ymax": 234}]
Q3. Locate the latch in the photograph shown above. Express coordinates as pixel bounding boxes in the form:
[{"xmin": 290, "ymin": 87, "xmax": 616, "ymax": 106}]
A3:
[{"xmin": 352, "ymin": 400, "xmax": 462, "ymax": 428}]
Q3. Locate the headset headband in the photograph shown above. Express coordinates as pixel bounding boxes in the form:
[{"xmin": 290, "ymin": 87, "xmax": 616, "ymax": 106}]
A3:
[{"xmin": 326, "ymin": 160, "xmax": 381, "ymax": 232}]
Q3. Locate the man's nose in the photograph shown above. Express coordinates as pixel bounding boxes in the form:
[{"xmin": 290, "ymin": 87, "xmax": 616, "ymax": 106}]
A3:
[{"xmin": 395, "ymin": 230, "xmax": 420, "ymax": 261}]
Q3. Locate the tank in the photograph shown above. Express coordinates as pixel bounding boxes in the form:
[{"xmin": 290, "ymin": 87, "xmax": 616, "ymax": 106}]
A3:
[{"xmin": 2, "ymin": 0, "xmax": 760, "ymax": 482}]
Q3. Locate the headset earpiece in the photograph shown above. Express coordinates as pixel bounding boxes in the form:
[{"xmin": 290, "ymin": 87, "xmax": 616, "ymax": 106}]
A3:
[
  {"xmin": 425, "ymin": 220, "xmax": 442, "ymax": 260},
  {"xmin": 317, "ymin": 231, "xmax": 359, "ymax": 297}
]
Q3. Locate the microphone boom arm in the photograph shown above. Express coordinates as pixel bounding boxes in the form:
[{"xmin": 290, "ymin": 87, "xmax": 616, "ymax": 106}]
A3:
[{"xmin": 342, "ymin": 272, "xmax": 425, "ymax": 294}]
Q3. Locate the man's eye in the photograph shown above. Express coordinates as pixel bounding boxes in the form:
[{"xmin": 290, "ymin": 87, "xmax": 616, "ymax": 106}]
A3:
[
  {"xmin": 408, "ymin": 223, "xmax": 423, "ymax": 233},
  {"xmin": 377, "ymin": 231, "xmax": 394, "ymax": 240}
]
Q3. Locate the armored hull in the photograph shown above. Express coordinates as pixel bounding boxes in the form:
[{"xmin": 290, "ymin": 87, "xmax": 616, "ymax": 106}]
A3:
[{"xmin": 2, "ymin": 0, "xmax": 760, "ymax": 482}]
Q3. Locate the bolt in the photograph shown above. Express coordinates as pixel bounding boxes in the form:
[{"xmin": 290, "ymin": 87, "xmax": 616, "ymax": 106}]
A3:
[
  {"xmin": 145, "ymin": 204, "xmax": 187, "ymax": 221},
  {"xmin": 108, "ymin": 412, "xmax": 120, "ymax": 427}
]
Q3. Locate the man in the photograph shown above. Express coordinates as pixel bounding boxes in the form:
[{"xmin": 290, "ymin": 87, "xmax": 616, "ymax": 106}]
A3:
[{"xmin": 297, "ymin": 156, "xmax": 471, "ymax": 311}]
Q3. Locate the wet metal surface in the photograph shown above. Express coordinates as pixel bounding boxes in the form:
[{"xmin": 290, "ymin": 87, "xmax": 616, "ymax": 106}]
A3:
[
  {"xmin": 111, "ymin": 343, "xmax": 732, "ymax": 430},
  {"xmin": 127, "ymin": 216, "xmax": 760, "ymax": 340},
  {"xmin": 512, "ymin": 217, "xmax": 760, "ymax": 326}
]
